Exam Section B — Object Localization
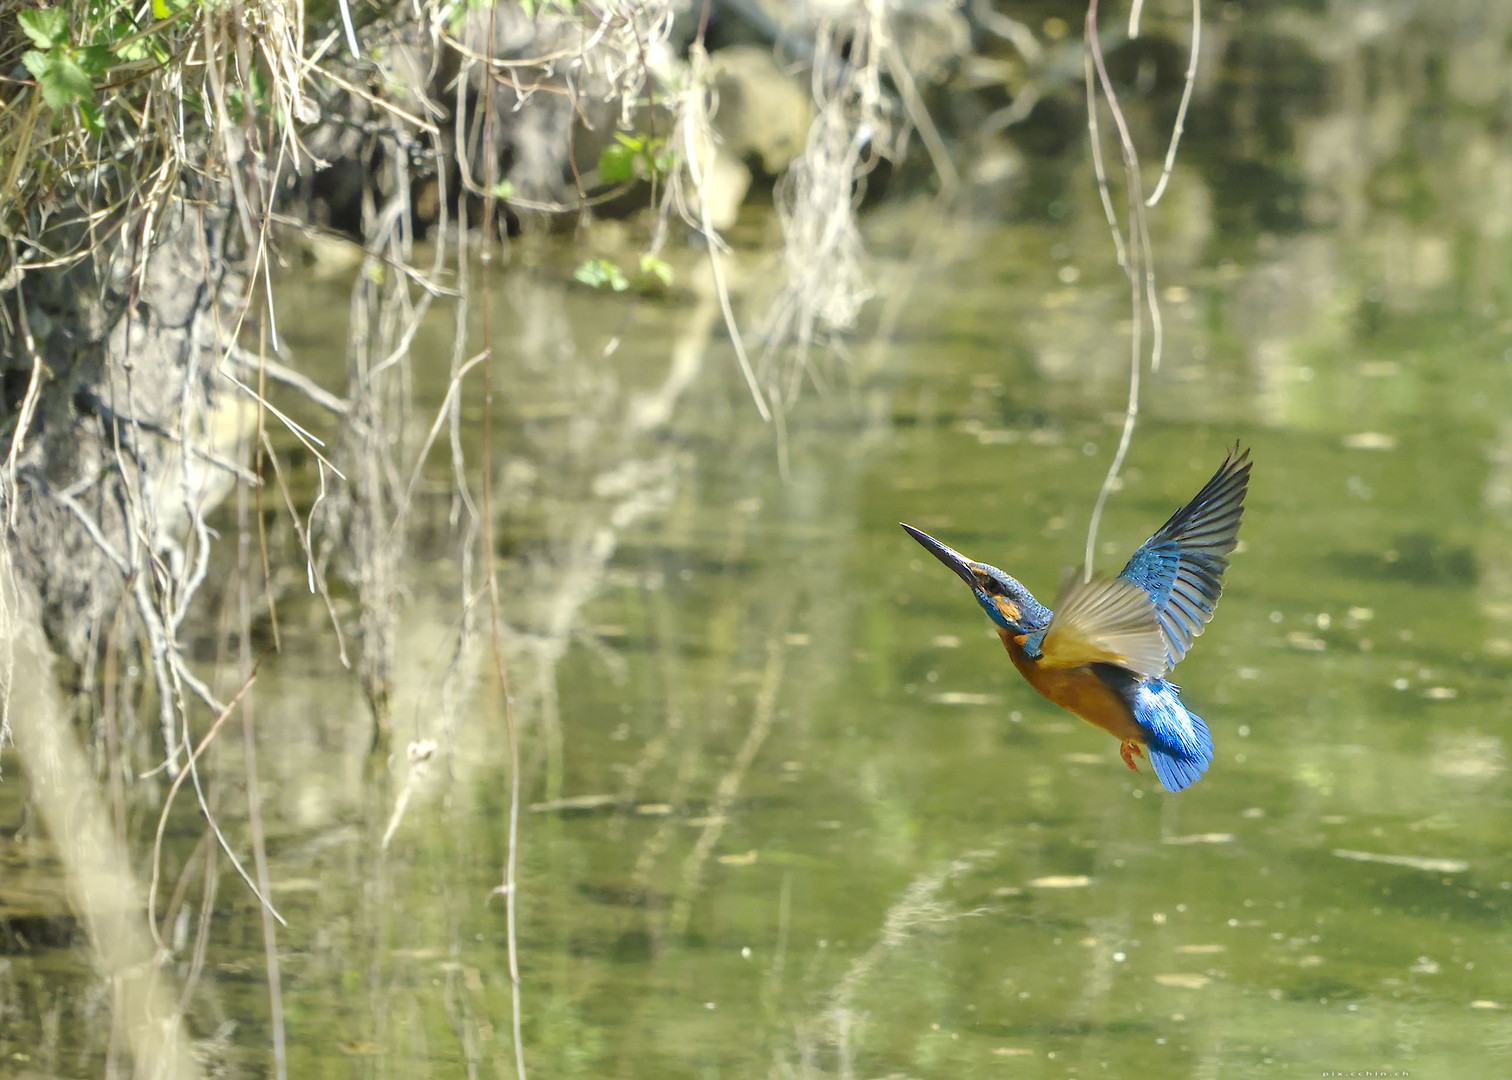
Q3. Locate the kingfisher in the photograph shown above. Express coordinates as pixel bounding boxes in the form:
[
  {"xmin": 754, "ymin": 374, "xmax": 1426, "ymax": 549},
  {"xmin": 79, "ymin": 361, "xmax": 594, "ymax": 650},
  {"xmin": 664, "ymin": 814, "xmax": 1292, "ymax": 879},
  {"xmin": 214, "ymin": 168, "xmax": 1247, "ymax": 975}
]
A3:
[{"xmin": 901, "ymin": 446, "xmax": 1250, "ymax": 792}]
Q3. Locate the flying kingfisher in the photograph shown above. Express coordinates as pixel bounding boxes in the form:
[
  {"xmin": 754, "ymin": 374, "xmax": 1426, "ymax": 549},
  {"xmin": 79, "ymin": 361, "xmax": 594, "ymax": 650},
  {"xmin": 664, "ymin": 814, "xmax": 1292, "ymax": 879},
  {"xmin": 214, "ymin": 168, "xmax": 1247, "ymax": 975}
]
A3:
[{"xmin": 901, "ymin": 446, "xmax": 1250, "ymax": 792}]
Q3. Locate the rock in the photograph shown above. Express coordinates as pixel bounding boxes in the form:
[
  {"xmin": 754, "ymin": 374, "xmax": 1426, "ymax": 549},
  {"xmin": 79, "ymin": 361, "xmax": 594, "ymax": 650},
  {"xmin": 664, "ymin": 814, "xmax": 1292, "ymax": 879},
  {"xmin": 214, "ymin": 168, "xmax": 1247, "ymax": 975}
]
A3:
[
  {"xmin": 686, "ymin": 123, "xmax": 753, "ymax": 231},
  {"xmin": 709, "ymin": 45, "xmax": 814, "ymax": 176},
  {"xmin": 5, "ymin": 200, "xmax": 250, "ymax": 666},
  {"xmin": 891, "ymin": 0, "xmax": 973, "ymax": 86}
]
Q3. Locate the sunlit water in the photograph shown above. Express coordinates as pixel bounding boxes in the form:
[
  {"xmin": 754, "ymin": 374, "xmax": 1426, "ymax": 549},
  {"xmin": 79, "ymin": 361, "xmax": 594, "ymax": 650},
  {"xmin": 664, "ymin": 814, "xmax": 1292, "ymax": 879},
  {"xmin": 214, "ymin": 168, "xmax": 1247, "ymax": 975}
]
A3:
[{"xmin": 8, "ymin": 6, "xmax": 1512, "ymax": 1077}]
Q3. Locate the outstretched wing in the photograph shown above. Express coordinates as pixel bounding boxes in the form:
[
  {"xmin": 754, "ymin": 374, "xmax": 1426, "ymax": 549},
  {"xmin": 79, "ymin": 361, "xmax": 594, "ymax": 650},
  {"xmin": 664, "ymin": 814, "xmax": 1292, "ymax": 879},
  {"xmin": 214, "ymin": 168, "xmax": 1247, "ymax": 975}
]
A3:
[
  {"xmin": 1038, "ymin": 575, "xmax": 1168, "ymax": 679},
  {"xmin": 1118, "ymin": 445, "xmax": 1251, "ymax": 671}
]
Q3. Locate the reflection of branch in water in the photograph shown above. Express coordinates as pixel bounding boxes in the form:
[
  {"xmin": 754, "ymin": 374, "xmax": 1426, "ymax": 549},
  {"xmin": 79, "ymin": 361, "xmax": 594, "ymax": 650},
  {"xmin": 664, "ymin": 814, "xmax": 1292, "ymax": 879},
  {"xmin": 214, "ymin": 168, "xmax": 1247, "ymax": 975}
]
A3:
[
  {"xmin": 1480, "ymin": 422, "xmax": 1512, "ymax": 645},
  {"xmin": 486, "ymin": 267, "xmax": 719, "ymax": 800},
  {"xmin": 380, "ymin": 738, "xmax": 438, "ymax": 849},
  {"xmin": 1, "ymin": 545, "xmax": 202, "ymax": 1078},
  {"xmin": 147, "ymin": 668, "xmax": 280, "ymax": 942},
  {"xmin": 807, "ymin": 851, "xmax": 993, "ymax": 1080},
  {"xmin": 608, "ymin": 590, "xmax": 687, "ymax": 842},
  {"xmin": 627, "ymin": 498, "xmax": 757, "ymax": 934},
  {"xmin": 1066, "ymin": 912, "xmax": 1132, "ymax": 1033},
  {"xmin": 626, "ymin": 596, "xmax": 710, "ymax": 929},
  {"xmin": 669, "ymin": 623, "xmax": 789, "ymax": 937},
  {"xmin": 628, "ymin": 272, "xmax": 718, "ymax": 432},
  {"xmin": 516, "ymin": 500, "xmax": 672, "ymax": 801}
]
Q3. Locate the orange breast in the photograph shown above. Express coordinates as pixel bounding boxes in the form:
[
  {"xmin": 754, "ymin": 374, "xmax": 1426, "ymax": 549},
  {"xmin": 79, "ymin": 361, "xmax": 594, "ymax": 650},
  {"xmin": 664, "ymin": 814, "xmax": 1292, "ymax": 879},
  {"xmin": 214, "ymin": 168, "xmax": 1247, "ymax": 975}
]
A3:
[{"xmin": 1001, "ymin": 631, "xmax": 1144, "ymax": 744}]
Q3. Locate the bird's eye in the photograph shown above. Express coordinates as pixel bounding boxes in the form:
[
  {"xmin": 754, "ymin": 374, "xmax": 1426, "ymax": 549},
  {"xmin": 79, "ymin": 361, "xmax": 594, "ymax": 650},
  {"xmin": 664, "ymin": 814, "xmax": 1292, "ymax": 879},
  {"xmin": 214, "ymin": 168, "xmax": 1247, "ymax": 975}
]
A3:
[{"xmin": 979, "ymin": 576, "xmax": 1002, "ymax": 595}]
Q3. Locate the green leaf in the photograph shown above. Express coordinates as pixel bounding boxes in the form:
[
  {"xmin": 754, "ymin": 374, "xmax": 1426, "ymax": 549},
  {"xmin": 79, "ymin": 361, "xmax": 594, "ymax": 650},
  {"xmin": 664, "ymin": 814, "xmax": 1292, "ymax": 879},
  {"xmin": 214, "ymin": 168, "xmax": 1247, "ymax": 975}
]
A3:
[
  {"xmin": 76, "ymin": 46, "xmax": 115, "ymax": 78},
  {"xmin": 491, "ymin": 179, "xmax": 515, "ymax": 200},
  {"xmin": 598, "ymin": 141, "xmax": 638, "ymax": 184},
  {"xmin": 114, "ymin": 37, "xmax": 150, "ymax": 64},
  {"xmin": 152, "ymin": 0, "xmax": 171, "ymax": 17},
  {"xmin": 597, "ymin": 132, "xmax": 672, "ymax": 185},
  {"xmin": 18, "ymin": 9, "xmax": 68, "ymax": 51},
  {"xmin": 21, "ymin": 52, "xmax": 50, "ymax": 82},
  {"xmin": 639, "ymin": 254, "xmax": 673, "ymax": 288},
  {"xmin": 573, "ymin": 259, "xmax": 629, "ymax": 292},
  {"xmin": 28, "ymin": 52, "xmax": 94, "ymax": 112},
  {"xmin": 77, "ymin": 100, "xmax": 104, "ymax": 137}
]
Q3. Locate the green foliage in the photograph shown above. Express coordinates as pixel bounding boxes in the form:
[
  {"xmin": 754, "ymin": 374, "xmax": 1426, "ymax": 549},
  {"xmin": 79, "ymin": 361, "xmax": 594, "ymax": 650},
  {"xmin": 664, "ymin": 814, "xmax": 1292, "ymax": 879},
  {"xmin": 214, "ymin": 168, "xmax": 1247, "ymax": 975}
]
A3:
[
  {"xmin": 17, "ymin": 0, "xmax": 196, "ymax": 133},
  {"xmin": 520, "ymin": 0, "xmax": 581, "ymax": 19},
  {"xmin": 441, "ymin": 0, "xmax": 493, "ymax": 33},
  {"xmin": 106, "ymin": 0, "xmax": 184, "ymax": 65},
  {"xmin": 19, "ymin": 8, "xmax": 114, "ymax": 134},
  {"xmin": 574, "ymin": 255, "xmax": 676, "ymax": 293},
  {"xmin": 21, "ymin": 51, "xmax": 92, "ymax": 112},
  {"xmin": 225, "ymin": 68, "xmax": 267, "ymax": 123},
  {"xmin": 13, "ymin": 0, "xmax": 256, "ymax": 144},
  {"xmin": 3, "ymin": 0, "xmax": 315, "ymax": 240},
  {"xmin": 18, "ymin": 8, "xmax": 70, "ymax": 50},
  {"xmin": 597, "ymin": 132, "xmax": 671, "ymax": 185},
  {"xmin": 639, "ymin": 254, "xmax": 673, "ymax": 288},
  {"xmin": 574, "ymin": 258, "xmax": 630, "ymax": 292},
  {"xmin": 442, "ymin": 0, "xmax": 579, "ymax": 33}
]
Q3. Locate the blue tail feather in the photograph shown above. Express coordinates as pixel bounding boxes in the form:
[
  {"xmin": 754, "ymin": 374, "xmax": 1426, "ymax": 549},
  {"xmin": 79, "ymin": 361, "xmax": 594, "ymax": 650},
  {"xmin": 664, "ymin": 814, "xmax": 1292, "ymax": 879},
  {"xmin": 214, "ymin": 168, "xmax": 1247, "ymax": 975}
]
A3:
[{"xmin": 1132, "ymin": 680, "xmax": 1214, "ymax": 793}]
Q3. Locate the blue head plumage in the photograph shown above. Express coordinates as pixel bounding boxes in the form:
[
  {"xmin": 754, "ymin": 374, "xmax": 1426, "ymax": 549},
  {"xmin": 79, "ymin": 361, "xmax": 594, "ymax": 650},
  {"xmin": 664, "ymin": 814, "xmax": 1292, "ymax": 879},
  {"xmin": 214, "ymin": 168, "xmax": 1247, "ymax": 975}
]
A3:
[{"xmin": 900, "ymin": 524, "xmax": 1051, "ymax": 634}]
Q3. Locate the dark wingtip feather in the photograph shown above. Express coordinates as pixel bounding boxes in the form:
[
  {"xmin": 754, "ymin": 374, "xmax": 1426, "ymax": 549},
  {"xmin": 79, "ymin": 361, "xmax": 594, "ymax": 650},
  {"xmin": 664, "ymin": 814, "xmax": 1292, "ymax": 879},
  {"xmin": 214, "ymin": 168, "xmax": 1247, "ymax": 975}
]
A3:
[{"xmin": 1120, "ymin": 446, "xmax": 1252, "ymax": 670}]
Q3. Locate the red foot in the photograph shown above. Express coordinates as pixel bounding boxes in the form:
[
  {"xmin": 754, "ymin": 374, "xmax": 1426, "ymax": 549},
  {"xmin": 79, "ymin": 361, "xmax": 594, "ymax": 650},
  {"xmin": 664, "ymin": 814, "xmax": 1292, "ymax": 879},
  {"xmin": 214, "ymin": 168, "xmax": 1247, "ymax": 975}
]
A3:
[{"xmin": 1119, "ymin": 741, "xmax": 1144, "ymax": 772}]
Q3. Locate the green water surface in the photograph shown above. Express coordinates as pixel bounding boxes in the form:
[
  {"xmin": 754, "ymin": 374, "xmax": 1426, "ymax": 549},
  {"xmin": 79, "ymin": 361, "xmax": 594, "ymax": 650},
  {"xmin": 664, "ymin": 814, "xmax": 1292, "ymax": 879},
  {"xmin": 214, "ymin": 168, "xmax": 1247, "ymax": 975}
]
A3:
[{"xmin": 6, "ymin": 4, "xmax": 1512, "ymax": 1077}]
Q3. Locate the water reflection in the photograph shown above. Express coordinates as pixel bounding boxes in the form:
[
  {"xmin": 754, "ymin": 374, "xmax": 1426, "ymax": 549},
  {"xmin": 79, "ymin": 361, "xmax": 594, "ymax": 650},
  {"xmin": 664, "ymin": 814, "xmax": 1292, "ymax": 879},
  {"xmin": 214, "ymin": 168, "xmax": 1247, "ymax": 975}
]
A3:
[{"xmin": 8, "ymin": 3, "xmax": 1512, "ymax": 1077}]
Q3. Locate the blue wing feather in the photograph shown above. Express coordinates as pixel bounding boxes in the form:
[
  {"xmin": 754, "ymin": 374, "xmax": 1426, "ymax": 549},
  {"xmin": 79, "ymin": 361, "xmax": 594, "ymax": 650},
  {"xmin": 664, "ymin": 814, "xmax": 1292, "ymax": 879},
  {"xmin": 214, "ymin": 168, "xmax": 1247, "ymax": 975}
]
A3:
[{"xmin": 1119, "ymin": 446, "xmax": 1251, "ymax": 671}]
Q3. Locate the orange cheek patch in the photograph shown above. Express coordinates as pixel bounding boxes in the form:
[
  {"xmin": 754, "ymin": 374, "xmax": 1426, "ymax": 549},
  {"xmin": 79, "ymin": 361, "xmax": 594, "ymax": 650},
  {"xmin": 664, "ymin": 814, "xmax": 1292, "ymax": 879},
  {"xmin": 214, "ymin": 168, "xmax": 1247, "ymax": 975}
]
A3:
[{"xmin": 994, "ymin": 597, "xmax": 1021, "ymax": 624}]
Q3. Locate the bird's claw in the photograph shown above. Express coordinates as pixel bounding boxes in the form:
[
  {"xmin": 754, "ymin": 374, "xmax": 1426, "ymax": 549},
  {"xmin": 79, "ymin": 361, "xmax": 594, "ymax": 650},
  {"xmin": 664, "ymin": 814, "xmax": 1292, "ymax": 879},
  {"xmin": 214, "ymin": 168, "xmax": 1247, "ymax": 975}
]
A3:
[{"xmin": 1119, "ymin": 741, "xmax": 1144, "ymax": 772}]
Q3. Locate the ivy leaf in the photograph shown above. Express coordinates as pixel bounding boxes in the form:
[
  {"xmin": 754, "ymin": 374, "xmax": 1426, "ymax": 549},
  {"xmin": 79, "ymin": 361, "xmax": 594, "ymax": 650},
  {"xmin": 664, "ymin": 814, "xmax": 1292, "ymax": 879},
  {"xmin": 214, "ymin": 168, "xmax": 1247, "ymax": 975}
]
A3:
[{"xmin": 18, "ymin": 9, "xmax": 68, "ymax": 51}]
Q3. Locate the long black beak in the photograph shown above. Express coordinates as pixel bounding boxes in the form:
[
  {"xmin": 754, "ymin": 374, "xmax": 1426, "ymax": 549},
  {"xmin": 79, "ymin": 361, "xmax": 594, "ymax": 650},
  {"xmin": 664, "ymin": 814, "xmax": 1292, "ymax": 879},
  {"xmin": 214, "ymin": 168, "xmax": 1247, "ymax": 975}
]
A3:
[{"xmin": 900, "ymin": 523, "xmax": 978, "ymax": 588}]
